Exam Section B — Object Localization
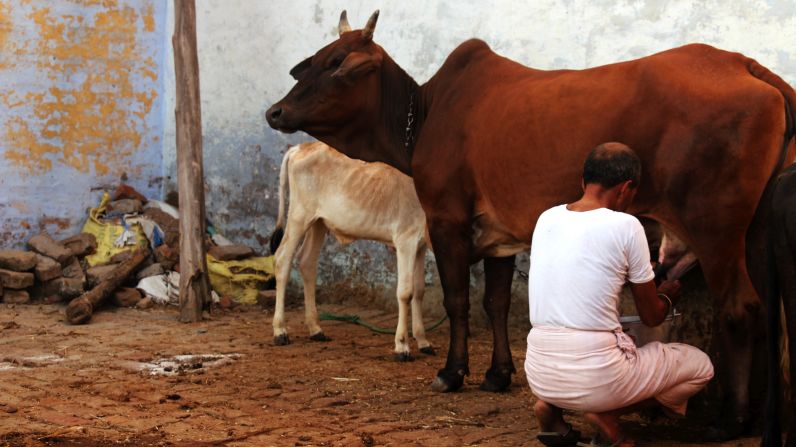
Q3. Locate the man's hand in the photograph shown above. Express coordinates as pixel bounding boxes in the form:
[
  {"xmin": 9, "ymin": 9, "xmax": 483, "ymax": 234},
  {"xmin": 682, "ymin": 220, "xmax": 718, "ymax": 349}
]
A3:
[{"xmin": 657, "ymin": 280, "xmax": 681, "ymax": 307}]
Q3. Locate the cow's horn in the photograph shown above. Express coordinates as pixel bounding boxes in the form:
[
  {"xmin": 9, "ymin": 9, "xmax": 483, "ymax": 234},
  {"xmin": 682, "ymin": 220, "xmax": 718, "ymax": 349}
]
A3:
[
  {"xmin": 362, "ymin": 10, "xmax": 379, "ymax": 41},
  {"xmin": 338, "ymin": 10, "xmax": 351, "ymax": 36}
]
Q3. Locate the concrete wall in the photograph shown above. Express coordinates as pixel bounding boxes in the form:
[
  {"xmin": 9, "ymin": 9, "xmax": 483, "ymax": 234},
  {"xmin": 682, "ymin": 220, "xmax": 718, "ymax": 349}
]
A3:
[
  {"xmin": 3, "ymin": 1, "xmax": 795, "ymax": 323},
  {"xmin": 0, "ymin": 0, "xmax": 168, "ymax": 247},
  {"xmin": 159, "ymin": 0, "xmax": 796, "ymax": 321}
]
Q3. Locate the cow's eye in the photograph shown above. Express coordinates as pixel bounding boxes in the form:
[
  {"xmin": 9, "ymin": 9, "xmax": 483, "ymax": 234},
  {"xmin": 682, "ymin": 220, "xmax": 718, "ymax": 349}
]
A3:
[{"xmin": 329, "ymin": 55, "xmax": 345, "ymax": 70}]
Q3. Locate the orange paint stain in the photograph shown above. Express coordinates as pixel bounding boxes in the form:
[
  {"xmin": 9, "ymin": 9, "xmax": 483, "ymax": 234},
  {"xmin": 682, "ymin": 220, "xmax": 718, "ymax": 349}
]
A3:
[
  {"xmin": 142, "ymin": 3, "xmax": 154, "ymax": 32},
  {"xmin": 3, "ymin": 2, "xmax": 160, "ymax": 175},
  {"xmin": 0, "ymin": 1, "xmax": 12, "ymax": 69}
]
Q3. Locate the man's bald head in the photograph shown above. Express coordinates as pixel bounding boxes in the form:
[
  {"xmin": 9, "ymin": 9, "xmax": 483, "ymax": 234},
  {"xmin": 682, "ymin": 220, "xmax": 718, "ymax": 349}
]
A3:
[{"xmin": 582, "ymin": 142, "xmax": 641, "ymax": 188}]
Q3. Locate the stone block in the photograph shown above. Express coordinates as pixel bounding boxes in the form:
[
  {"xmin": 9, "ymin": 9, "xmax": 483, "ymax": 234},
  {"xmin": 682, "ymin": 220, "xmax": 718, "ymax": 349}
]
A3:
[
  {"xmin": 136, "ymin": 263, "xmax": 164, "ymax": 280},
  {"xmin": 0, "ymin": 269, "xmax": 34, "ymax": 289},
  {"xmin": 3, "ymin": 289, "xmax": 29, "ymax": 304},
  {"xmin": 208, "ymin": 244, "xmax": 254, "ymax": 261},
  {"xmin": 113, "ymin": 287, "xmax": 142, "ymax": 307},
  {"xmin": 0, "ymin": 250, "xmax": 37, "ymax": 271},
  {"xmin": 60, "ymin": 233, "xmax": 97, "ymax": 258},
  {"xmin": 34, "ymin": 255, "xmax": 62, "ymax": 282},
  {"xmin": 28, "ymin": 234, "xmax": 74, "ymax": 265},
  {"xmin": 31, "ymin": 277, "xmax": 84, "ymax": 301}
]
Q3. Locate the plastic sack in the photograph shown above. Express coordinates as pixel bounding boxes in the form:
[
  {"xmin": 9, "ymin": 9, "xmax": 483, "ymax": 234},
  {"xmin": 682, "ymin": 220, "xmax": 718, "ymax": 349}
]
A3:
[
  {"xmin": 207, "ymin": 254, "xmax": 275, "ymax": 304},
  {"xmin": 82, "ymin": 193, "xmax": 149, "ymax": 266}
]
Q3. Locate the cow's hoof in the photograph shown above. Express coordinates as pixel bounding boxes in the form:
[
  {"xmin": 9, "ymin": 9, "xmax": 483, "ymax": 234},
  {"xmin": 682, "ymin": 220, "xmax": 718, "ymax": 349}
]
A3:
[
  {"xmin": 431, "ymin": 369, "xmax": 465, "ymax": 393},
  {"xmin": 705, "ymin": 416, "xmax": 749, "ymax": 442},
  {"xmin": 309, "ymin": 332, "xmax": 331, "ymax": 342},
  {"xmin": 419, "ymin": 346, "xmax": 436, "ymax": 356},
  {"xmin": 394, "ymin": 352, "xmax": 414, "ymax": 362},
  {"xmin": 273, "ymin": 334, "xmax": 291, "ymax": 346},
  {"xmin": 480, "ymin": 367, "xmax": 512, "ymax": 392}
]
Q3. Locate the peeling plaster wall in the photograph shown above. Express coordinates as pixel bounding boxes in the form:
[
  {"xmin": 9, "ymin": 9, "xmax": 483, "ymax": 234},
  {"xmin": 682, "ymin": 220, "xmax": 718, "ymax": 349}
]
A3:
[
  {"xmin": 0, "ymin": 0, "xmax": 167, "ymax": 247},
  {"xmin": 159, "ymin": 0, "xmax": 796, "ymax": 318}
]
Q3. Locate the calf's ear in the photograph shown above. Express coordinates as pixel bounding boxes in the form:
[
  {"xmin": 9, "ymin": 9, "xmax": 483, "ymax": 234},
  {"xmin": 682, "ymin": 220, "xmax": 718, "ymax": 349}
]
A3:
[{"xmin": 331, "ymin": 51, "xmax": 382, "ymax": 81}]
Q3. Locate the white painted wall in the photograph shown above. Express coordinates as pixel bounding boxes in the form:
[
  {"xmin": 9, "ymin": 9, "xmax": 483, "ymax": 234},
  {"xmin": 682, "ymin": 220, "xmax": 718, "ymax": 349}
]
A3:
[{"xmin": 162, "ymin": 0, "xmax": 796, "ymax": 316}]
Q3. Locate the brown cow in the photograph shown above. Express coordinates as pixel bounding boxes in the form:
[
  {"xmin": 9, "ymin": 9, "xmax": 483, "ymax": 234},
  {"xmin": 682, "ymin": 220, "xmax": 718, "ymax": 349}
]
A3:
[{"xmin": 266, "ymin": 11, "xmax": 795, "ymax": 440}]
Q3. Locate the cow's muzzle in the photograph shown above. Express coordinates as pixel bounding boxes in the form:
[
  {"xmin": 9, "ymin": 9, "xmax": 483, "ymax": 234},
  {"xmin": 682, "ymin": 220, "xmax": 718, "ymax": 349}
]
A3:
[{"xmin": 265, "ymin": 104, "xmax": 297, "ymax": 133}]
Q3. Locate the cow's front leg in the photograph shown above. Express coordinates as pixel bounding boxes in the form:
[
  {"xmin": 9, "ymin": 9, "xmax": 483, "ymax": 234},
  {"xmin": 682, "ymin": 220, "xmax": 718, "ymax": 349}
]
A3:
[
  {"xmin": 428, "ymin": 221, "xmax": 472, "ymax": 393},
  {"xmin": 480, "ymin": 255, "xmax": 516, "ymax": 392}
]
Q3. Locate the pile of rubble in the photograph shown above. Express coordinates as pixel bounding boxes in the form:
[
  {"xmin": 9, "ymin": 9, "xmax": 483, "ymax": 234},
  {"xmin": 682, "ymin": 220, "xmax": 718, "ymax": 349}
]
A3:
[{"xmin": 0, "ymin": 184, "xmax": 274, "ymax": 323}]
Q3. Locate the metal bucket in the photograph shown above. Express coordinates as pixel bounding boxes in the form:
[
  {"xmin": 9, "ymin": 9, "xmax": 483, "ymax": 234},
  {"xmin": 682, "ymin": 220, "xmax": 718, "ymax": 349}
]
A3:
[{"xmin": 619, "ymin": 309, "xmax": 681, "ymax": 347}]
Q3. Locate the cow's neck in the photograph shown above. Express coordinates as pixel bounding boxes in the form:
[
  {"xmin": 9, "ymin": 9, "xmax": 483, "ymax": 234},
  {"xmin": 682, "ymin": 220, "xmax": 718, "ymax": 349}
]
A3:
[{"xmin": 370, "ymin": 57, "xmax": 423, "ymax": 176}]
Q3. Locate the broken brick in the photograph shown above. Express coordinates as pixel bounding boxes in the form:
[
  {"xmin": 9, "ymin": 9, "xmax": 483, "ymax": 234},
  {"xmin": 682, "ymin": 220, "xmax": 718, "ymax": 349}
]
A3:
[
  {"xmin": 110, "ymin": 251, "xmax": 133, "ymax": 264},
  {"xmin": 208, "ymin": 244, "xmax": 254, "ymax": 261},
  {"xmin": 106, "ymin": 199, "xmax": 143, "ymax": 215},
  {"xmin": 34, "ymin": 255, "xmax": 62, "ymax": 282},
  {"xmin": 3, "ymin": 289, "xmax": 29, "ymax": 304},
  {"xmin": 0, "ymin": 250, "xmax": 37, "ymax": 272},
  {"xmin": 60, "ymin": 233, "xmax": 97, "ymax": 258},
  {"xmin": 87, "ymin": 264, "xmax": 119, "ymax": 288},
  {"xmin": 113, "ymin": 287, "xmax": 142, "ymax": 307},
  {"xmin": 0, "ymin": 269, "xmax": 34, "ymax": 289},
  {"xmin": 28, "ymin": 234, "xmax": 74, "ymax": 265},
  {"xmin": 154, "ymin": 244, "xmax": 178, "ymax": 271}
]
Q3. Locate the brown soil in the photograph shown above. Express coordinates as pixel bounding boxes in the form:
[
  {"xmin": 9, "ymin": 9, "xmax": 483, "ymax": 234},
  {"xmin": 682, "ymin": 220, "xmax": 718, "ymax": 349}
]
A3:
[{"xmin": 0, "ymin": 301, "xmax": 764, "ymax": 446}]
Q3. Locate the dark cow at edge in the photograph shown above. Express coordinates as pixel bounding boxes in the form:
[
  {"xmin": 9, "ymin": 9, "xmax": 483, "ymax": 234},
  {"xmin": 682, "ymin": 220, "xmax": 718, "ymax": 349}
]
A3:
[{"xmin": 267, "ymin": 11, "xmax": 796, "ymax": 443}]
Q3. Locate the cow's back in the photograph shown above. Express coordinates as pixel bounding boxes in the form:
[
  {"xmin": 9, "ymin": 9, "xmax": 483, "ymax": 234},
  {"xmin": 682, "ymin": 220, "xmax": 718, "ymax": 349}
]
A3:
[
  {"xmin": 414, "ymin": 42, "xmax": 789, "ymax": 256},
  {"xmin": 288, "ymin": 141, "xmax": 426, "ymax": 245}
]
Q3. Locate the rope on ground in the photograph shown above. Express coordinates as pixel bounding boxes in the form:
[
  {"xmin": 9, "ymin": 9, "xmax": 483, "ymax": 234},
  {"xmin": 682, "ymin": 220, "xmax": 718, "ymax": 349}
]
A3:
[{"xmin": 319, "ymin": 311, "xmax": 448, "ymax": 335}]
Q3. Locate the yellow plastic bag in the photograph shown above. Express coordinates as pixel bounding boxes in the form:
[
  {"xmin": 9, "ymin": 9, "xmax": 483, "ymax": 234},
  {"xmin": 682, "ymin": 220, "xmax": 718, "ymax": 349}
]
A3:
[
  {"xmin": 82, "ymin": 193, "xmax": 149, "ymax": 266},
  {"xmin": 207, "ymin": 254, "xmax": 275, "ymax": 304}
]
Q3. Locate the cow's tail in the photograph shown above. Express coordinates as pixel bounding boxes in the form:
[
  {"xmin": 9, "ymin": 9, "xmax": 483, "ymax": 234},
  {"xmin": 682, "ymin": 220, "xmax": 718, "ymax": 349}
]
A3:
[
  {"xmin": 269, "ymin": 145, "xmax": 299, "ymax": 255},
  {"xmin": 746, "ymin": 58, "xmax": 796, "ymax": 447}
]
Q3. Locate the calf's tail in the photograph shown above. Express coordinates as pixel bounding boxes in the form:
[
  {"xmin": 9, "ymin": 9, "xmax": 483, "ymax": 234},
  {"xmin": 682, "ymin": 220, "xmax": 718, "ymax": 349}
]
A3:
[{"xmin": 269, "ymin": 145, "xmax": 298, "ymax": 254}]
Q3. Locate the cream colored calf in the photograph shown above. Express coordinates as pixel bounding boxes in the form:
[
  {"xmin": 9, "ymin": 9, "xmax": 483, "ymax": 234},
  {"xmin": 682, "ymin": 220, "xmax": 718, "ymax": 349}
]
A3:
[{"xmin": 269, "ymin": 141, "xmax": 433, "ymax": 360}]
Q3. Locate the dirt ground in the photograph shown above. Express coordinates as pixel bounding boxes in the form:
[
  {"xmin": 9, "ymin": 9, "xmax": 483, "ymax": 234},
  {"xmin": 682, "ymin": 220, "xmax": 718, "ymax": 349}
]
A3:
[{"xmin": 0, "ymin": 299, "xmax": 766, "ymax": 447}]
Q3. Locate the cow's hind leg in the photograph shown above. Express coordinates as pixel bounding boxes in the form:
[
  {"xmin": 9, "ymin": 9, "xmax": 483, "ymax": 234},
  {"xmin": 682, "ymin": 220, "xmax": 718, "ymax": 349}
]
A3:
[
  {"xmin": 393, "ymin": 241, "xmax": 418, "ymax": 361},
  {"xmin": 411, "ymin": 245, "xmax": 434, "ymax": 355},
  {"xmin": 297, "ymin": 220, "xmax": 329, "ymax": 342},
  {"xmin": 480, "ymin": 255, "xmax": 517, "ymax": 392},
  {"xmin": 272, "ymin": 217, "xmax": 310, "ymax": 346}
]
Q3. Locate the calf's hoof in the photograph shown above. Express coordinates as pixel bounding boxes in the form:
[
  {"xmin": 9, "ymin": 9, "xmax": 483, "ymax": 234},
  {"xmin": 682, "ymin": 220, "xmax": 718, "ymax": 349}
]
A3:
[
  {"xmin": 430, "ymin": 368, "xmax": 465, "ymax": 393},
  {"xmin": 394, "ymin": 352, "xmax": 415, "ymax": 362},
  {"xmin": 273, "ymin": 334, "xmax": 291, "ymax": 346},
  {"xmin": 309, "ymin": 332, "xmax": 331, "ymax": 342},
  {"xmin": 419, "ymin": 346, "xmax": 436, "ymax": 356},
  {"xmin": 479, "ymin": 367, "xmax": 512, "ymax": 392}
]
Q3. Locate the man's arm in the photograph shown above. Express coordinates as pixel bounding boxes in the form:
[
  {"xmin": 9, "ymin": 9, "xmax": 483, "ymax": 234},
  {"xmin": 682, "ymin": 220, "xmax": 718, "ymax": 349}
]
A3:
[{"xmin": 630, "ymin": 279, "xmax": 681, "ymax": 327}]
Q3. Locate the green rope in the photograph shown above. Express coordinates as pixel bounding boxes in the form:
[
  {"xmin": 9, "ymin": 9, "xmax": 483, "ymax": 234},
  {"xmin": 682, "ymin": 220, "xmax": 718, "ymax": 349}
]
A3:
[{"xmin": 319, "ymin": 311, "xmax": 448, "ymax": 335}]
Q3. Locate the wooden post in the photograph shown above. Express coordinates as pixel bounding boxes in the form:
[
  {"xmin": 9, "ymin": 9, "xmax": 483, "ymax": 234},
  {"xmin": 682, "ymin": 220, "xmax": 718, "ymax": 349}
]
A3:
[{"xmin": 173, "ymin": 0, "xmax": 210, "ymax": 322}]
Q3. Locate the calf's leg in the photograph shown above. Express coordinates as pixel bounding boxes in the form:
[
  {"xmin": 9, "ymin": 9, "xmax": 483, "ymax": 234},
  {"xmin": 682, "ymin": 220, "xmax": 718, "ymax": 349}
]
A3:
[
  {"xmin": 298, "ymin": 221, "xmax": 329, "ymax": 341},
  {"xmin": 272, "ymin": 216, "xmax": 310, "ymax": 346},
  {"xmin": 394, "ymin": 241, "xmax": 418, "ymax": 361},
  {"xmin": 411, "ymin": 245, "xmax": 434, "ymax": 355}
]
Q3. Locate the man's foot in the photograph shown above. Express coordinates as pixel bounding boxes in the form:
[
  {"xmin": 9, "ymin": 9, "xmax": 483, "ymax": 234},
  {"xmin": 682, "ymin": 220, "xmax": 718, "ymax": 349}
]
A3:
[
  {"xmin": 583, "ymin": 412, "xmax": 635, "ymax": 447},
  {"xmin": 534, "ymin": 400, "xmax": 570, "ymax": 433}
]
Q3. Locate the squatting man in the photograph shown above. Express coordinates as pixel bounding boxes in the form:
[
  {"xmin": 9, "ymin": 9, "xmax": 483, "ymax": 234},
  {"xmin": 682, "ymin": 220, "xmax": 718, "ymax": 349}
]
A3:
[{"xmin": 525, "ymin": 142, "xmax": 714, "ymax": 447}]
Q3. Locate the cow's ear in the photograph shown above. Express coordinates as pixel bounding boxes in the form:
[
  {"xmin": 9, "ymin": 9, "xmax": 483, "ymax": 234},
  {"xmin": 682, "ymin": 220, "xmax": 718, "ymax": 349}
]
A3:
[
  {"xmin": 331, "ymin": 51, "xmax": 382, "ymax": 80},
  {"xmin": 289, "ymin": 56, "xmax": 313, "ymax": 80}
]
